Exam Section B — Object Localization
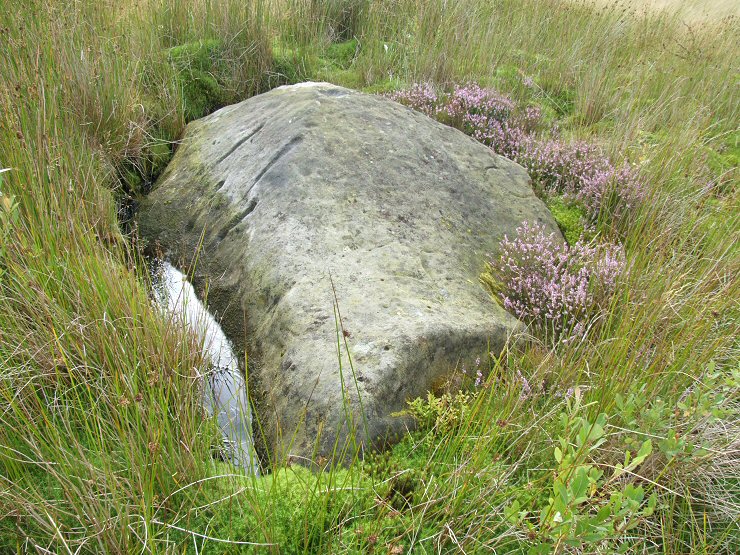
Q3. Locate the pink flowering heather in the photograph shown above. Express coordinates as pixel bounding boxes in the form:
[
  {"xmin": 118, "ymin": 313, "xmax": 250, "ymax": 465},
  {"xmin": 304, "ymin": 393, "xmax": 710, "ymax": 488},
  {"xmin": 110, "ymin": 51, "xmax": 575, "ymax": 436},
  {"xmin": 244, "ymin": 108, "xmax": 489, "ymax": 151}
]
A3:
[
  {"xmin": 438, "ymin": 83, "xmax": 516, "ymax": 127},
  {"xmin": 385, "ymin": 82, "xmax": 438, "ymax": 116},
  {"xmin": 491, "ymin": 222, "xmax": 626, "ymax": 343},
  {"xmin": 385, "ymin": 83, "xmax": 645, "ymax": 225},
  {"xmin": 512, "ymin": 138, "xmax": 645, "ymax": 222},
  {"xmin": 437, "ymin": 84, "xmax": 544, "ymax": 157}
]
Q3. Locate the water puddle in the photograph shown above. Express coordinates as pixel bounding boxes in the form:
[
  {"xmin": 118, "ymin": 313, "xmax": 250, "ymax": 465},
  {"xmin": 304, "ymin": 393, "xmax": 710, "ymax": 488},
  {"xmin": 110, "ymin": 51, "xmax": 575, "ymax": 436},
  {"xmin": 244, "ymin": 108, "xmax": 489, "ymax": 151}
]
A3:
[{"xmin": 152, "ymin": 261, "xmax": 256, "ymax": 473}]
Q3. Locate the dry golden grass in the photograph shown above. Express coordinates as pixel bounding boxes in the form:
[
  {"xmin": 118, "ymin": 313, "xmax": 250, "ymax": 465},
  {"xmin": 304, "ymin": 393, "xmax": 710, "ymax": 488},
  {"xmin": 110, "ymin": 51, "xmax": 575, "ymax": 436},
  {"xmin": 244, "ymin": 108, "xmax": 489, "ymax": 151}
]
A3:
[{"xmin": 591, "ymin": 0, "xmax": 740, "ymax": 22}]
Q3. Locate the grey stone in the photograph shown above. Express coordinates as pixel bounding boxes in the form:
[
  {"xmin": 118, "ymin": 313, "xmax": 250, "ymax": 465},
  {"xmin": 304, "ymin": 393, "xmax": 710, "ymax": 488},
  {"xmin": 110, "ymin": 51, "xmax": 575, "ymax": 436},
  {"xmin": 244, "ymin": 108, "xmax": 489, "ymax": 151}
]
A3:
[{"xmin": 138, "ymin": 82, "xmax": 560, "ymax": 463}]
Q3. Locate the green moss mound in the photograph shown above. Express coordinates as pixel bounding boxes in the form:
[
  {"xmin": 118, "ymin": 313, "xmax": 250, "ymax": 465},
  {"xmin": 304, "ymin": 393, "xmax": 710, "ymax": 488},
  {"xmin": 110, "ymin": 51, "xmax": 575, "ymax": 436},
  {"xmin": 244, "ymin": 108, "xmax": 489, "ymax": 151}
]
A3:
[
  {"xmin": 180, "ymin": 465, "xmax": 372, "ymax": 553},
  {"xmin": 314, "ymin": 39, "xmax": 361, "ymax": 87},
  {"xmin": 269, "ymin": 43, "xmax": 313, "ymax": 87},
  {"xmin": 169, "ymin": 39, "xmax": 227, "ymax": 121},
  {"xmin": 325, "ymin": 38, "xmax": 358, "ymax": 69},
  {"xmin": 546, "ymin": 196, "xmax": 587, "ymax": 244},
  {"xmin": 360, "ymin": 78, "xmax": 402, "ymax": 95}
]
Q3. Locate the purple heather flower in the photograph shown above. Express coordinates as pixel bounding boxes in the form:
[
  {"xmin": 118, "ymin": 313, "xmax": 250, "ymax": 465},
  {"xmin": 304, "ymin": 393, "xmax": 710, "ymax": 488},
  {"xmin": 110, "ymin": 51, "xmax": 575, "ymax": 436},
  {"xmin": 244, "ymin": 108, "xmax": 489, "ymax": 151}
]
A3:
[
  {"xmin": 385, "ymin": 82, "xmax": 646, "ymax": 223},
  {"xmin": 517, "ymin": 369, "xmax": 533, "ymax": 400},
  {"xmin": 385, "ymin": 83, "xmax": 438, "ymax": 116},
  {"xmin": 491, "ymin": 222, "xmax": 626, "ymax": 344}
]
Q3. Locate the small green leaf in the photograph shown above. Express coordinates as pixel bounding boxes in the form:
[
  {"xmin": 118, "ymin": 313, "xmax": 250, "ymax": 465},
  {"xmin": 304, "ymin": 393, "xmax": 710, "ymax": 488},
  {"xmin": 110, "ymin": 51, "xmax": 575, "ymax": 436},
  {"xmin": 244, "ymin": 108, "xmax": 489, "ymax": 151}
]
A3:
[
  {"xmin": 636, "ymin": 439, "xmax": 652, "ymax": 460},
  {"xmin": 504, "ymin": 500, "xmax": 522, "ymax": 524},
  {"xmin": 556, "ymin": 481, "xmax": 569, "ymax": 506},
  {"xmin": 594, "ymin": 504, "xmax": 611, "ymax": 523},
  {"xmin": 643, "ymin": 492, "xmax": 657, "ymax": 517},
  {"xmin": 571, "ymin": 468, "xmax": 589, "ymax": 503}
]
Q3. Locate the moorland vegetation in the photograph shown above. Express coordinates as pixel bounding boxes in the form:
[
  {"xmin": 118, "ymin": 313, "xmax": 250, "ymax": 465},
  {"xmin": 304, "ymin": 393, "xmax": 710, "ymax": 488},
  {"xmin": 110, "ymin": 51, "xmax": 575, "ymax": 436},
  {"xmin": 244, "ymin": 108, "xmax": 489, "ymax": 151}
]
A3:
[{"xmin": 0, "ymin": 0, "xmax": 737, "ymax": 552}]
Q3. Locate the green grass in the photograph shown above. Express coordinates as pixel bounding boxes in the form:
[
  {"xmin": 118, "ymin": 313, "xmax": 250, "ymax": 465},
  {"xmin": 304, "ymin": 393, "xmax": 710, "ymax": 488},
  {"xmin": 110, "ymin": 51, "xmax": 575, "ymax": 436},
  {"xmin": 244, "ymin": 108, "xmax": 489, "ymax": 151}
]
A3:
[{"xmin": 1, "ymin": 0, "xmax": 738, "ymax": 552}]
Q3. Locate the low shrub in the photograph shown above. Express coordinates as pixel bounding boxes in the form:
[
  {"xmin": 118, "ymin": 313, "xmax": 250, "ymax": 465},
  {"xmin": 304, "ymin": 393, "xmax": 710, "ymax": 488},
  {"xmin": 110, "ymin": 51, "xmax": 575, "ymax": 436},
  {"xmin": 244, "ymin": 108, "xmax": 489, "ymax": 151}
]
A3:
[
  {"xmin": 385, "ymin": 82, "xmax": 438, "ymax": 116},
  {"xmin": 513, "ymin": 138, "xmax": 645, "ymax": 225},
  {"xmin": 485, "ymin": 222, "xmax": 626, "ymax": 344},
  {"xmin": 386, "ymin": 83, "xmax": 645, "ymax": 227}
]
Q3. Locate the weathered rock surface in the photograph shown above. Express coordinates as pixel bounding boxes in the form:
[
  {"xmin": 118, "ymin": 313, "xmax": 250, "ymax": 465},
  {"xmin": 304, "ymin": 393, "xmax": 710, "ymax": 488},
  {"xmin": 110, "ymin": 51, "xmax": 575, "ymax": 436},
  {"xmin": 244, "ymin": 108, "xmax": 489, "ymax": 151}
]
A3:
[{"xmin": 138, "ymin": 82, "xmax": 560, "ymax": 462}]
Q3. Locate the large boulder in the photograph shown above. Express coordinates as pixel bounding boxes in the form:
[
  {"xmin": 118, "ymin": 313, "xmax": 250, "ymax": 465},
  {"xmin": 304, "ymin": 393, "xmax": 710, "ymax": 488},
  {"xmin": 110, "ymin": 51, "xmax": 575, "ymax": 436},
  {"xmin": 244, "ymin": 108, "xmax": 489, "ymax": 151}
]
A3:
[{"xmin": 138, "ymin": 82, "xmax": 560, "ymax": 463}]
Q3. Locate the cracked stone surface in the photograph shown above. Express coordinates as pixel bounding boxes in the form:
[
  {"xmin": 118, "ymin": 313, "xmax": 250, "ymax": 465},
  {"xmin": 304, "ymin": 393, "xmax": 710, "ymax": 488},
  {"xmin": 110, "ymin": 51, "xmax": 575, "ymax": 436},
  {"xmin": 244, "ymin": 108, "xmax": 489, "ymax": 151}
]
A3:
[{"xmin": 138, "ymin": 82, "xmax": 561, "ymax": 462}]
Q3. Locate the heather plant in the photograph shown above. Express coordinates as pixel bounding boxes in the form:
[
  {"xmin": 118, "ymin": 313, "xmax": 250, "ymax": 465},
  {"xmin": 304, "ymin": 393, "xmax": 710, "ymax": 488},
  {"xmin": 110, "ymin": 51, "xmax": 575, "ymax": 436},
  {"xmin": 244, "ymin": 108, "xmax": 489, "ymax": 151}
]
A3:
[
  {"xmin": 386, "ymin": 82, "xmax": 646, "ymax": 228},
  {"xmin": 513, "ymin": 138, "xmax": 646, "ymax": 224},
  {"xmin": 384, "ymin": 82, "xmax": 438, "ymax": 116},
  {"xmin": 486, "ymin": 221, "xmax": 626, "ymax": 344},
  {"xmin": 438, "ymin": 83, "xmax": 516, "ymax": 128}
]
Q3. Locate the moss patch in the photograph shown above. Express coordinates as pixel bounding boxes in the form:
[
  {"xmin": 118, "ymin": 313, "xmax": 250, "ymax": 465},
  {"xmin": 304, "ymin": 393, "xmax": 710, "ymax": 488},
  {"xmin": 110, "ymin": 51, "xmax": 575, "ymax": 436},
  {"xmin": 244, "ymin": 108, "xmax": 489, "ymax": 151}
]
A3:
[
  {"xmin": 269, "ymin": 43, "xmax": 314, "ymax": 88},
  {"xmin": 546, "ymin": 195, "xmax": 587, "ymax": 244},
  {"xmin": 168, "ymin": 39, "xmax": 226, "ymax": 121},
  {"xmin": 359, "ymin": 78, "xmax": 407, "ymax": 95},
  {"xmin": 489, "ymin": 63, "xmax": 521, "ymax": 92},
  {"xmin": 324, "ymin": 38, "xmax": 358, "ymax": 69},
  {"xmin": 538, "ymin": 79, "xmax": 576, "ymax": 118},
  {"xmin": 314, "ymin": 39, "xmax": 362, "ymax": 88},
  {"xmin": 180, "ymin": 465, "xmax": 372, "ymax": 553}
]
